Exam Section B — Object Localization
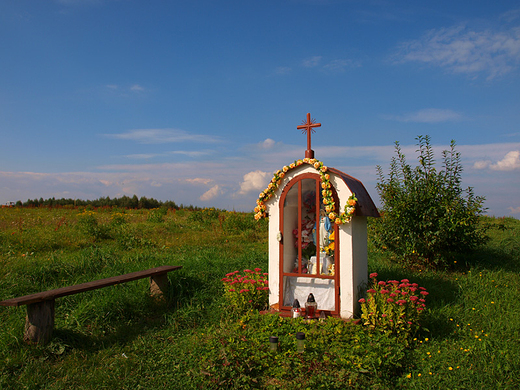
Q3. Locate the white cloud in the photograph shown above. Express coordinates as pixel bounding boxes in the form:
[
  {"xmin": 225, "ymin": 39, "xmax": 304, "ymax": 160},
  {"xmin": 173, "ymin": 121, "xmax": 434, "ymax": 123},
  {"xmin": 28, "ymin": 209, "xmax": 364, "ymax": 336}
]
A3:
[
  {"xmin": 384, "ymin": 108, "xmax": 464, "ymax": 123},
  {"xmin": 238, "ymin": 170, "xmax": 270, "ymax": 195},
  {"xmin": 302, "ymin": 56, "xmax": 322, "ymax": 68},
  {"xmin": 130, "ymin": 84, "xmax": 145, "ymax": 91},
  {"xmin": 200, "ymin": 185, "xmax": 222, "ymax": 201},
  {"xmin": 474, "ymin": 150, "xmax": 520, "ymax": 171},
  {"xmin": 186, "ymin": 178, "xmax": 213, "ymax": 185},
  {"xmin": 259, "ymin": 139, "xmax": 275, "ymax": 149},
  {"xmin": 275, "ymin": 66, "xmax": 292, "ymax": 75},
  {"xmin": 394, "ymin": 24, "xmax": 520, "ymax": 79},
  {"xmin": 508, "ymin": 206, "xmax": 520, "ymax": 214},
  {"xmin": 105, "ymin": 128, "xmax": 221, "ymax": 144},
  {"xmin": 323, "ymin": 59, "xmax": 361, "ymax": 72},
  {"xmin": 491, "ymin": 150, "xmax": 520, "ymax": 171}
]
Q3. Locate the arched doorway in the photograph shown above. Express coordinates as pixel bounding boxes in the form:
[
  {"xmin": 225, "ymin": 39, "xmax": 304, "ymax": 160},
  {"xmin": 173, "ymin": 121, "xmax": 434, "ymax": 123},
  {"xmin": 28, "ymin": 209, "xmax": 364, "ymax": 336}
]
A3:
[{"xmin": 278, "ymin": 173, "xmax": 340, "ymax": 315}]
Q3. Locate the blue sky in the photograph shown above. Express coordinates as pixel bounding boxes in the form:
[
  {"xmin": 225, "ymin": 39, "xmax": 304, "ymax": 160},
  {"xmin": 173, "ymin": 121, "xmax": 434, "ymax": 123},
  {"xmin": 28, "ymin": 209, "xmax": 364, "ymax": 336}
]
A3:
[{"xmin": 1, "ymin": 0, "xmax": 519, "ymax": 216}]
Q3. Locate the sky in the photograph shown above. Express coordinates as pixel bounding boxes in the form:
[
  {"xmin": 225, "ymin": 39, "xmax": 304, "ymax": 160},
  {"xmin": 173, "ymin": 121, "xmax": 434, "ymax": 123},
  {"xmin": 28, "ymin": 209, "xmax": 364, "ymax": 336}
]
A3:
[{"xmin": 1, "ymin": 0, "xmax": 519, "ymax": 217}]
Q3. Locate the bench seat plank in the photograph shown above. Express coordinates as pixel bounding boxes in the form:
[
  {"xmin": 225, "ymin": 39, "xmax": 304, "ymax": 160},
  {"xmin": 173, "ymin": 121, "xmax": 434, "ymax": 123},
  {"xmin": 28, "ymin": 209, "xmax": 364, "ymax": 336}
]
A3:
[{"xmin": 0, "ymin": 265, "xmax": 181, "ymax": 307}]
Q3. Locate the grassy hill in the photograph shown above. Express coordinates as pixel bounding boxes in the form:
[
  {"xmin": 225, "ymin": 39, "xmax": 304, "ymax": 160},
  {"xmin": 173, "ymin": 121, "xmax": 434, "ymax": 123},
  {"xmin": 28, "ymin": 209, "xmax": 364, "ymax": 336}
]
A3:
[{"xmin": 0, "ymin": 207, "xmax": 518, "ymax": 389}]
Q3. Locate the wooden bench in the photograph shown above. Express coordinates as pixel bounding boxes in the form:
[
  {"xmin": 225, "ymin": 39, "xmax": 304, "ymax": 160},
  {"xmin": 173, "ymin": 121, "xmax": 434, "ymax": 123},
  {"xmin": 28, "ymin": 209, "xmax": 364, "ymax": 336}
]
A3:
[{"xmin": 0, "ymin": 265, "xmax": 182, "ymax": 344}]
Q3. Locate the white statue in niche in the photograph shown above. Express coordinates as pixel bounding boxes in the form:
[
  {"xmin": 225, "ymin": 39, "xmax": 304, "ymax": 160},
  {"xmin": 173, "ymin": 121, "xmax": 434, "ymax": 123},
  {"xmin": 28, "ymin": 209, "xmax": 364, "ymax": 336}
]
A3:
[{"xmin": 314, "ymin": 208, "xmax": 332, "ymax": 249}]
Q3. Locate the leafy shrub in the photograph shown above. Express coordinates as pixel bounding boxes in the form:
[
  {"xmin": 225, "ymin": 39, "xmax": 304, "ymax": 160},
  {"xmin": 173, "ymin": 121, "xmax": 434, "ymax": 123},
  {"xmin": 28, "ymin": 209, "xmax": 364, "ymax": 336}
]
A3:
[
  {"xmin": 187, "ymin": 208, "xmax": 220, "ymax": 226},
  {"xmin": 222, "ymin": 211, "xmax": 256, "ymax": 232},
  {"xmin": 359, "ymin": 272, "xmax": 427, "ymax": 342},
  {"xmin": 77, "ymin": 210, "xmax": 111, "ymax": 240},
  {"xmin": 222, "ymin": 268, "xmax": 269, "ymax": 313},
  {"xmin": 373, "ymin": 135, "xmax": 486, "ymax": 269},
  {"xmin": 147, "ymin": 207, "xmax": 167, "ymax": 223}
]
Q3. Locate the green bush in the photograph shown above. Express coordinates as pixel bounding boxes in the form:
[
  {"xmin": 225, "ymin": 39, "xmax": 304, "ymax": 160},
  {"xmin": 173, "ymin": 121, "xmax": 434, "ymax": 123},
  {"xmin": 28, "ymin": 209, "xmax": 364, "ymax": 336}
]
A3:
[
  {"xmin": 373, "ymin": 135, "xmax": 486, "ymax": 269},
  {"xmin": 146, "ymin": 207, "xmax": 167, "ymax": 223}
]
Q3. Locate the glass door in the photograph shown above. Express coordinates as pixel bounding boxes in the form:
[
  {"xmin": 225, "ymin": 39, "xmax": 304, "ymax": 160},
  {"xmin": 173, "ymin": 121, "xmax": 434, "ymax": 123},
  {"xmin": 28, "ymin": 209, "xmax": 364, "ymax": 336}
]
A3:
[{"xmin": 279, "ymin": 173, "xmax": 339, "ymax": 315}]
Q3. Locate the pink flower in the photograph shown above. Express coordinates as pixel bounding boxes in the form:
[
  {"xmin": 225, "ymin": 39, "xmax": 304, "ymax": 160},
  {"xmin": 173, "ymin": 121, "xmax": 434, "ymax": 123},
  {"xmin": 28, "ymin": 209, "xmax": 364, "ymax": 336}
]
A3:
[
  {"xmin": 358, "ymin": 298, "xmax": 366, "ymax": 303},
  {"xmin": 369, "ymin": 272, "xmax": 378, "ymax": 279},
  {"xmin": 387, "ymin": 298, "xmax": 394, "ymax": 303},
  {"xmin": 382, "ymin": 314, "xmax": 387, "ymax": 317}
]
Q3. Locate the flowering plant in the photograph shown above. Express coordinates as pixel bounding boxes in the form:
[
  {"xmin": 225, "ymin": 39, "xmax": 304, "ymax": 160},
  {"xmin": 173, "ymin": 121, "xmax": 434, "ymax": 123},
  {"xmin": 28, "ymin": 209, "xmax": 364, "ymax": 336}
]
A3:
[
  {"xmin": 359, "ymin": 272, "xmax": 428, "ymax": 339},
  {"xmin": 254, "ymin": 158, "xmax": 357, "ymax": 224},
  {"xmin": 222, "ymin": 268, "xmax": 269, "ymax": 313}
]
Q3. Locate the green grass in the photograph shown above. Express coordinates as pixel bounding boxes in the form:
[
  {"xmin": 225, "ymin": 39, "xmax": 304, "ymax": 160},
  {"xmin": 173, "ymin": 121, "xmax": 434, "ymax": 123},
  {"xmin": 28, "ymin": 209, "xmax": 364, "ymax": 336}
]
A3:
[{"xmin": 0, "ymin": 208, "xmax": 519, "ymax": 389}]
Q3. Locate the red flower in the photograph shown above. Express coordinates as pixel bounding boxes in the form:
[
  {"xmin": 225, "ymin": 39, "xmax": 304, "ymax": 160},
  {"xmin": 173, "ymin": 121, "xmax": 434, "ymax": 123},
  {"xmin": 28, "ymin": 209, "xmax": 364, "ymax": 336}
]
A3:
[
  {"xmin": 410, "ymin": 296, "xmax": 419, "ymax": 302},
  {"xmin": 369, "ymin": 272, "xmax": 378, "ymax": 279},
  {"xmin": 401, "ymin": 279, "xmax": 410, "ymax": 283},
  {"xmin": 358, "ymin": 298, "xmax": 366, "ymax": 303},
  {"xmin": 378, "ymin": 281, "xmax": 387, "ymax": 286},
  {"xmin": 420, "ymin": 291, "xmax": 429, "ymax": 296},
  {"xmin": 381, "ymin": 289, "xmax": 390, "ymax": 295},
  {"xmin": 387, "ymin": 298, "xmax": 394, "ymax": 303},
  {"xmin": 367, "ymin": 289, "xmax": 377, "ymax": 294},
  {"xmin": 254, "ymin": 268, "xmax": 262, "ymax": 272},
  {"xmin": 397, "ymin": 299, "xmax": 406, "ymax": 305}
]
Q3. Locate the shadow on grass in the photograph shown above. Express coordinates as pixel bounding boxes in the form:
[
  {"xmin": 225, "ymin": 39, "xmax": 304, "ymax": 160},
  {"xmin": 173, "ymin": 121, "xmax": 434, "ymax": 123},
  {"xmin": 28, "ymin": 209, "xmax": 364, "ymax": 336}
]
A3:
[{"xmin": 463, "ymin": 246, "xmax": 520, "ymax": 273}]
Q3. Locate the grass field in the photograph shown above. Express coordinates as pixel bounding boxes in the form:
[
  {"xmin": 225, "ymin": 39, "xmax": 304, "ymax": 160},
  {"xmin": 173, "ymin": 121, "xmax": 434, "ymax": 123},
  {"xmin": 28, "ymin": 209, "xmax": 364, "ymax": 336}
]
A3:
[{"xmin": 0, "ymin": 206, "xmax": 519, "ymax": 389}]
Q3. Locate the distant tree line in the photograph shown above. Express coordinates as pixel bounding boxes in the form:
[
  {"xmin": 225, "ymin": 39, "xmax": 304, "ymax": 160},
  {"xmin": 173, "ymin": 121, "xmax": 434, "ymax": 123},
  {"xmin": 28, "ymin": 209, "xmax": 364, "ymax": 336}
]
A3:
[{"xmin": 14, "ymin": 195, "xmax": 192, "ymax": 210}]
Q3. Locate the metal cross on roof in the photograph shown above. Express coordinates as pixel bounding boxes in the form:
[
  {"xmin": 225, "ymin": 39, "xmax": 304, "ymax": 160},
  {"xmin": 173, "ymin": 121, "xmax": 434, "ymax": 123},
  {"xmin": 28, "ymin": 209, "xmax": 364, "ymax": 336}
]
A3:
[{"xmin": 297, "ymin": 112, "xmax": 321, "ymax": 159}]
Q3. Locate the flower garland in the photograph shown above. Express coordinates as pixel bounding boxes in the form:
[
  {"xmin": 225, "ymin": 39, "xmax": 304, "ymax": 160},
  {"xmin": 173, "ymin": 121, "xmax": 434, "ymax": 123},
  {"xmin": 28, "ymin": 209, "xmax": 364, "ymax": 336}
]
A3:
[{"xmin": 254, "ymin": 157, "xmax": 357, "ymax": 224}]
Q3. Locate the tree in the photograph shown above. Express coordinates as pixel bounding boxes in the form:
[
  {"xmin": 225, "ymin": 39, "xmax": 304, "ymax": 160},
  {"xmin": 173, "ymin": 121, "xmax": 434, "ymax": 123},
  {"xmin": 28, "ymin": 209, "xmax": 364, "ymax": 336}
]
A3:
[{"xmin": 372, "ymin": 135, "xmax": 486, "ymax": 269}]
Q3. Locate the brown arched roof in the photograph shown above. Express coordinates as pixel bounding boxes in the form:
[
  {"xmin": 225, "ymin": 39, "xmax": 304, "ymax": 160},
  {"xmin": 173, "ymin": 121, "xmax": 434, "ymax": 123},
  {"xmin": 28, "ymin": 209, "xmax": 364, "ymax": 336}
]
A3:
[{"xmin": 327, "ymin": 167, "xmax": 380, "ymax": 218}]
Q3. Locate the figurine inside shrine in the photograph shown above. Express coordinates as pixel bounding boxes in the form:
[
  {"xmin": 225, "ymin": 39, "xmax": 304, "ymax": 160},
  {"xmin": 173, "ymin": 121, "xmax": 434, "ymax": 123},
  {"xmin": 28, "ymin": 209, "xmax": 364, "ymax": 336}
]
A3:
[{"xmin": 255, "ymin": 113, "xmax": 379, "ymax": 319}]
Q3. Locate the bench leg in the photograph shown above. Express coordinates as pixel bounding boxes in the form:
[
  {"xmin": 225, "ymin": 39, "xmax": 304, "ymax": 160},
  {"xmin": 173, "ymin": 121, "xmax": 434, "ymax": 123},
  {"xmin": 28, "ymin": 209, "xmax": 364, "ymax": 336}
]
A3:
[
  {"xmin": 24, "ymin": 299, "xmax": 55, "ymax": 345},
  {"xmin": 150, "ymin": 274, "xmax": 169, "ymax": 300}
]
